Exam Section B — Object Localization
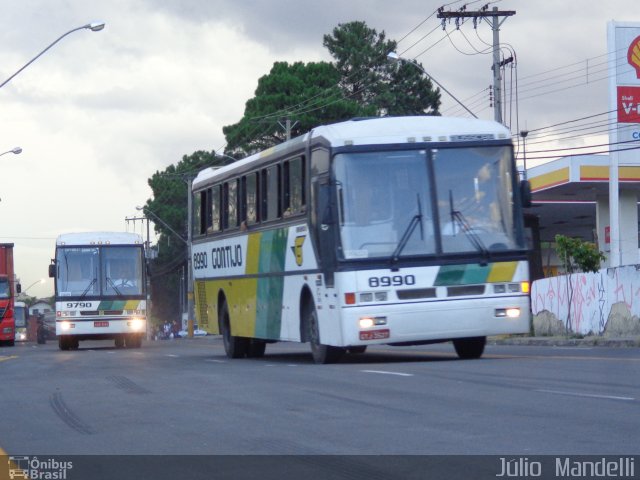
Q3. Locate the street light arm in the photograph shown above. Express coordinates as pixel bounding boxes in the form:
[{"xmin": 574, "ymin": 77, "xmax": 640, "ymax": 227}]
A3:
[
  {"xmin": 387, "ymin": 51, "xmax": 478, "ymax": 119},
  {"xmin": 0, "ymin": 22, "xmax": 105, "ymax": 90},
  {"xmin": 136, "ymin": 206, "xmax": 188, "ymax": 246},
  {"xmin": 0, "ymin": 147, "xmax": 22, "ymax": 157}
]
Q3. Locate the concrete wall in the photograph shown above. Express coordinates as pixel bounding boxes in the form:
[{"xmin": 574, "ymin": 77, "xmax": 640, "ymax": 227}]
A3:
[{"xmin": 531, "ymin": 265, "xmax": 640, "ymax": 336}]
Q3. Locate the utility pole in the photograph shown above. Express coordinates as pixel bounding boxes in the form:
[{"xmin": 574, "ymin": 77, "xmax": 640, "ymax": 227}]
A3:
[
  {"xmin": 437, "ymin": 6, "xmax": 515, "ymax": 124},
  {"xmin": 183, "ymin": 174, "xmax": 196, "ymax": 337},
  {"xmin": 125, "ymin": 214, "xmax": 152, "ymax": 338},
  {"xmin": 125, "ymin": 215, "xmax": 150, "ymax": 250},
  {"xmin": 278, "ymin": 117, "xmax": 298, "ymax": 141}
]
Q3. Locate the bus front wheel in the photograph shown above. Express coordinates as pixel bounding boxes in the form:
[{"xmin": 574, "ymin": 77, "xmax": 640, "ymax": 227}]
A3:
[
  {"xmin": 125, "ymin": 334, "xmax": 142, "ymax": 348},
  {"xmin": 453, "ymin": 336, "xmax": 486, "ymax": 359},
  {"xmin": 305, "ymin": 303, "xmax": 344, "ymax": 364},
  {"xmin": 220, "ymin": 300, "xmax": 248, "ymax": 359},
  {"xmin": 58, "ymin": 336, "xmax": 76, "ymax": 350}
]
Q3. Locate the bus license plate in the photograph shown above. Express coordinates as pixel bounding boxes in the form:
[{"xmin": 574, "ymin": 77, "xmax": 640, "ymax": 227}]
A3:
[
  {"xmin": 359, "ymin": 329, "xmax": 390, "ymax": 341},
  {"xmin": 94, "ymin": 321, "xmax": 109, "ymax": 328}
]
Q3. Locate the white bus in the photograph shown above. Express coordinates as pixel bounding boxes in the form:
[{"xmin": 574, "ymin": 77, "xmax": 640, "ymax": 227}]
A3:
[
  {"xmin": 191, "ymin": 116, "xmax": 531, "ymax": 363},
  {"xmin": 49, "ymin": 232, "xmax": 147, "ymax": 350},
  {"xmin": 13, "ymin": 300, "xmax": 28, "ymax": 342}
]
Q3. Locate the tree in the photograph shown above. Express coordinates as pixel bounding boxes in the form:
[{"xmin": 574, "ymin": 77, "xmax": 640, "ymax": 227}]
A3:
[
  {"xmin": 554, "ymin": 234, "xmax": 605, "ymax": 335},
  {"xmin": 323, "ymin": 21, "xmax": 440, "ymax": 116},
  {"xmin": 143, "ymin": 151, "xmax": 231, "ymax": 324},
  {"xmin": 554, "ymin": 235, "xmax": 605, "ymax": 274},
  {"xmin": 223, "ymin": 61, "xmax": 372, "ymax": 157}
]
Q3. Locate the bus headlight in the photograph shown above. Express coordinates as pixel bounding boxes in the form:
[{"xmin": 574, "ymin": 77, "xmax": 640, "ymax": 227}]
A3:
[
  {"xmin": 60, "ymin": 321, "xmax": 73, "ymax": 331},
  {"xmin": 359, "ymin": 316, "xmax": 387, "ymax": 328},
  {"xmin": 128, "ymin": 318, "xmax": 144, "ymax": 331},
  {"xmin": 495, "ymin": 308, "xmax": 520, "ymax": 318}
]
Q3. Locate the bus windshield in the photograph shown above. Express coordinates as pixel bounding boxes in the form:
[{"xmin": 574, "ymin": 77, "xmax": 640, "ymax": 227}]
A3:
[
  {"xmin": 333, "ymin": 146, "xmax": 522, "ymax": 260},
  {"xmin": 14, "ymin": 305, "xmax": 27, "ymax": 328},
  {"xmin": 56, "ymin": 246, "xmax": 143, "ymax": 297},
  {"xmin": 0, "ymin": 278, "xmax": 8, "ymax": 298}
]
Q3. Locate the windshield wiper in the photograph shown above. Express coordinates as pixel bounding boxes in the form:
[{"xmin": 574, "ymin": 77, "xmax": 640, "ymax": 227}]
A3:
[
  {"xmin": 106, "ymin": 277, "xmax": 123, "ymax": 296},
  {"xmin": 449, "ymin": 190, "xmax": 490, "ymax": 264},
  {"xmin": 390, "ymin": 194, "xmax": 424, "ymax": 268},
  {"xmin": 80, "ymin": 278, "xmax": 97, "ymax": 298}
]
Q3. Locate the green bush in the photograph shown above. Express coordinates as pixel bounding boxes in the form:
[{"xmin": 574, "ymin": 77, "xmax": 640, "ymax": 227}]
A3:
[{"xmin": 554, "ymin": 234, "xmax": 605, "ymax": 274}]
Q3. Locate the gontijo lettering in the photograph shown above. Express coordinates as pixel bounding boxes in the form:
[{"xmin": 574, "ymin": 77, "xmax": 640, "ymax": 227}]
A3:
[{"xmin": 211, "ymin": 244, "xmax": 243, "ymax": 269}]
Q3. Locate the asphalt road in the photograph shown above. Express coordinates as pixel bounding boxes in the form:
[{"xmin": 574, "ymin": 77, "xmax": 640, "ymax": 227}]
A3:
[{"xmin": 1, "ymin": 337, "xmax": 638, "ymax": 458}]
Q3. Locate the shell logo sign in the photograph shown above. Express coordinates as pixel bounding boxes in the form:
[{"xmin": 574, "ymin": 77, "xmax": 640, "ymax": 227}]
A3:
[{"xmin": 628, "ymin": 35, "xmax": 640, "ymax": 78}]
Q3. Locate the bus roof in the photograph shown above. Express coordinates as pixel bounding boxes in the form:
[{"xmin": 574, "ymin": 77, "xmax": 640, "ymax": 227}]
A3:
[
  {"xmin": 56, "ymin": 232, "xmax": 144, "ymax": 246},
  {"xmin": 193, "ymin": 116, "xmax": 510, "ymax": 188}
]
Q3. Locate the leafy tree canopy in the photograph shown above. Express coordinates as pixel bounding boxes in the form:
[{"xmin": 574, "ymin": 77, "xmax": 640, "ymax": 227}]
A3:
[
  {"xmin": 224, "ymin": 21, "xmax": 441, "ymax": 156},
  {"xmin": 323, "ymin": 20, "xmax": 441, "ymax": 116},
  {"xmin": 554, "ymin": 234, "xmax": 605, "ymax": 274},
  {"xmin": 223, "ymin": 61, "xmax": 373, "ymax": 157},
  {"xmin": 144, "ymin": 150, "xmax": 230, "ymax": 323}
]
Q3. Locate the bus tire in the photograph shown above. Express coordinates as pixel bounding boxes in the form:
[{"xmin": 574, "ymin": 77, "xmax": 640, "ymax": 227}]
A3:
[
  {"xmin": 58, "ymin": 336, "xmax": 70, "ymax": 351},
  {"xmin": 247, "ymin": 339, "xmax": 266, "ymax": 358},
  {"xmin": 453, "ymin": 336, "xmax": 486, "ymax": 359},
  {"xmin": 347, "ymin": 346, "xmax": 367, "ymax": 354},
  {"xmin": 306, "ymin": 302, "xmax": 344, "ymax": 364},
  {"xmin": 125, "ymin": 334, "xmax": 142, "ymax": 349},
  {"xmin": 220, "ymin": 300, "xmax": 248, "ymax": 358},
  {"xmin": 115, "ymin": 336, "xmax": 125, "ymax": 348}
]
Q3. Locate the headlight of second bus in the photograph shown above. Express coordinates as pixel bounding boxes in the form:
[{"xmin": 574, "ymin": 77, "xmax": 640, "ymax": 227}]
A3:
[
  {"xmin": 128, "ymin": 318, "xmax": 145, "ymax": 331},
  {"xmin": 60, "ymin": 321, "xmax": 73, "ymax": 331}
]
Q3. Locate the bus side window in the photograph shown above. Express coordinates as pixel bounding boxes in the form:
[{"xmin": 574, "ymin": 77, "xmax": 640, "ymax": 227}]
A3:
[
  {"xmin": 195, "ymin": 190, "xmax": 204, "ymax": 235},
  {"xmin": 210, "ymin": 185, "xmax": 221, "ymax": 233},
  {"xmin": 283, "ymin": 156, "xmax": 305, "ymax": 216},
  {"xmin": 262, "ymin": 165, "xmax": 280, "ymax": 221},
  {"xmin": 246, "ymin": 172, "xmax": 259, "ymax": 225},
  {"xmin": 227, "ymin": 179, "xmax": 238, "ymax": 229},
  {"xmin": 197, "ymin": 188, "xmax": 213, "ymax": 235}
]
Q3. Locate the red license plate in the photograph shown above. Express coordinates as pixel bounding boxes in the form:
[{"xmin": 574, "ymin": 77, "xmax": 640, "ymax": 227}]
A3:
[
  {"xmin": 94, "ymin": 321, "xmax": 109, "ymax": 328},
  {"xmin": 359, "ymin": 329, "xmax": 390, "ymax": 341}
]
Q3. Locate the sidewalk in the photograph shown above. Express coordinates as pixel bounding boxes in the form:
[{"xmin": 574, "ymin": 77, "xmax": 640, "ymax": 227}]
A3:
[{"xmin": 488, "ymin": 334, "xmax": 640, "ymax": 347}]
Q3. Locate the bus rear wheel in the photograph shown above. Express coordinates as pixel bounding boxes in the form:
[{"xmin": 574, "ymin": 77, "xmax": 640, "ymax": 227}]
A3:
[
  {"xmin": 453, "ymin": 336, "xmax": 486, "ymax": 359},
  {"xmin": 247, "ymin": 339, "xmax": 266, "ymax": 358},
  {"xmin": 220, "ymin": 300, "xmax": 248, "ymax": 358},
  {"xmin": 306, "ymin": 302, "xmax": 344, "ymax": 364}
]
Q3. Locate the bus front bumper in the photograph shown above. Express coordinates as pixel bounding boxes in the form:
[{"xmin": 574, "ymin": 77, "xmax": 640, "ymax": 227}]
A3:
[{"xmin": 340, "ymin": 296, "xmax": 530, "ymax": 346}]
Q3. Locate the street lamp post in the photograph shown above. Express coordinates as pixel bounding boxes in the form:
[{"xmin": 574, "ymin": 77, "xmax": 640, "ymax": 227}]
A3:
[
  {"xmin": 20, "ymin": 278, "xmax": 45, "ymax": 297},
  {"xmin": 387, "ymin": 51, "xmax": 478, "ymax": 119},
  {"xmin": 0, "ymin": 147, "xmax": 22, "ymax": 157},
  {"xmin": 0, "ymin": 22, "xmax": 105, "ymax": 90}
]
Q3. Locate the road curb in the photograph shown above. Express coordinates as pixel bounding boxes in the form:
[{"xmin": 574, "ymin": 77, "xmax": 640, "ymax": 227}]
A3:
[{"xmin": 488, "ymin": 335, "xmax": 640, "ymax": 347}]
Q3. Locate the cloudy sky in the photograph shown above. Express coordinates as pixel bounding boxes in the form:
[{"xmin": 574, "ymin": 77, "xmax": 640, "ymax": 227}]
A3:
[{"xmin": 1, "ymin": 0, "xmax": 637, "ymax": 298}]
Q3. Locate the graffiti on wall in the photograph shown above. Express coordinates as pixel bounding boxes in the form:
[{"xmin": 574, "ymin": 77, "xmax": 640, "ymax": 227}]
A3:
[{"xmin": 531, "ymin": 265, "xmax": 640, "ymax": 334}]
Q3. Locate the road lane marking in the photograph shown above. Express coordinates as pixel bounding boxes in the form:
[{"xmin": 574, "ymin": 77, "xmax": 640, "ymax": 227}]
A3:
[
  {"xmin": 361, "ymin": 370, "xmax": 414, "ymax": 377},
  {"xmin": 165, "ymin": 354, "xmax": 179, "ymax": 358},
  {"xmin": 535, "ymin": 389, "xmax": 635, "ymax": 401},
  {"xmin": 205, "ymin": 359, "xmax": 226, "ymax": 363},
  {"xmin": 0, "ymin": 355, "xmax": 18, "ymax": 362}
]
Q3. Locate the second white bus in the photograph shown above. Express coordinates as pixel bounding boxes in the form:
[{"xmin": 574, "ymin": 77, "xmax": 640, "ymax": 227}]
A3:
[{"xmin": 49, "ymin": 232, "xmax": 147, "ymax": 350}]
